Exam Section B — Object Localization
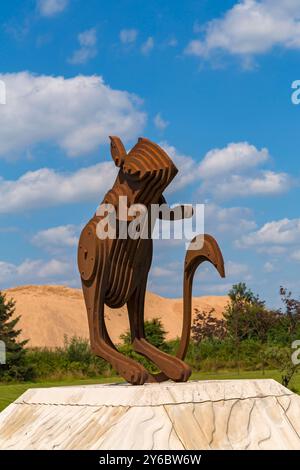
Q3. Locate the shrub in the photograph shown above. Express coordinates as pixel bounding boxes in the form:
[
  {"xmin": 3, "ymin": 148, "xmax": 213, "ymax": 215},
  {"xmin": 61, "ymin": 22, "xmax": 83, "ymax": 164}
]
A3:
[
  {"xmin": 120, "ymin": 318, "xmax": 170, "ymax": 351},
  {"xmin": 192, "ymin": 308, "xmax": 227, "ymax": 343},
  {"xmin": 119, "ymin": 318, "xmax": 171, "ymax": 373},
  {"xmin": 22, "ymin": 337, "xmax": 109, "ymax": 381}
]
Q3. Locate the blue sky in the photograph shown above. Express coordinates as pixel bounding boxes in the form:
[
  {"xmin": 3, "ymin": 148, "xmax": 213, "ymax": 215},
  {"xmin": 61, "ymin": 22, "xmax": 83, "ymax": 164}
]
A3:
[{"xmin": 0, "ymin": 0, "xmax": 300, "ymax": 307}]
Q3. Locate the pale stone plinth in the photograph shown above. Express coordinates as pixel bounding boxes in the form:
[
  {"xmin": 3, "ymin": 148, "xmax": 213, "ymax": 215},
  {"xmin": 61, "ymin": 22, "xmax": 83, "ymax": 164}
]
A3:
[{"xmin": 0, "ymin": 379, "xmax": 300, "ymax": 450}]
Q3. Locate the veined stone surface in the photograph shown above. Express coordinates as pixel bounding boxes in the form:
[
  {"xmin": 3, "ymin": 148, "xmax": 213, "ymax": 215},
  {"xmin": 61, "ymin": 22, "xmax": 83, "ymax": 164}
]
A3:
[{"xmin": 0, "ymin": 379, "xmax": 300, "ymax": 450}]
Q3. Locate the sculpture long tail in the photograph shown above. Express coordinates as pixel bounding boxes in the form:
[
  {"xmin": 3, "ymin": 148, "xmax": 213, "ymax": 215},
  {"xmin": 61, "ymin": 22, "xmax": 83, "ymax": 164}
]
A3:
[{"xmin": 176, "ymin": 234, "xmax": 225, "ymax": 360}]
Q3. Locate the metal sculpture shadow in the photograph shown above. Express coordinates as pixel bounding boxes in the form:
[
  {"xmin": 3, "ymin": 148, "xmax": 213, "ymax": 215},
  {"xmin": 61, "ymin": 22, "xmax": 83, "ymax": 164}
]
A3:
[{"xmin": 78, "ymin": 136, "xmax": 225, "ymax": 384}]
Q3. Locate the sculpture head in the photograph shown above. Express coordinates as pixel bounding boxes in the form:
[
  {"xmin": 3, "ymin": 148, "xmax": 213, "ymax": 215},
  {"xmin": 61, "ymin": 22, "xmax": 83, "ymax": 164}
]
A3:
[{"xmin": 109, "ymin": 136, "xmax": 178, "ymax": 204}]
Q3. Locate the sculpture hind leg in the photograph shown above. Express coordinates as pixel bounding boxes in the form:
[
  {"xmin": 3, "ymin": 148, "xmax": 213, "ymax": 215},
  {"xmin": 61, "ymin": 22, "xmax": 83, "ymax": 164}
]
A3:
[
  {"xmin": 82, "ymin": 284, "xmax": 148, "ymax": 385},
  {"xmin": 127, "ymin": 276, "xmax": 191, "ymax": 382},
  {"xmin": 79, "ymin": 224, "xmax": 149, "ymax": 385}
]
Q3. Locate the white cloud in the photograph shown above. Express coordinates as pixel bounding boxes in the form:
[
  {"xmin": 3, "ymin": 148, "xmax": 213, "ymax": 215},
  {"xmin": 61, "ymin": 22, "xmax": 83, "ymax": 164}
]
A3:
[
  {"xmin": 185, "ymin": 0, "xmax": 300, "ymax": 60},
  {"xmin": 141, "ymin": 37, "xmax": 154, "ymax": 55},
  {"xmin": 37, "ymin": 0, "xmax": 68, "ymax": 17},
  {"xmin": 1, "ymin": 140, "xmax": 267, "ymax": 214},
  {"xmin": 291, "ymin": 250, "xmax": 300, "ymax": 262},
  {"xmin": 0, "ymin": 162, "xmax": 117, "ymax": 213},
  {"xmin": 68, "ymin": 48, "xmax": 97, "ymax": 65},
  {"xmin": 198, "ymin": 260, "xmax": 251, "ymax": 286},
  {"xmin": 185, "ymin": 40, "xmax": 205, "ymax": 57},
  {"xmin": 162, "ymin": 141, "xmax": 289, "ymax": 199},
  {"xmin": 154, "ymin": 113, "xmax": 169, "ymax": 131},
  {"xmin": 199, "ymin": 142, "xmax": 269, "ymax": 178},
  {"xmin": 152, "ymin": 266, "xmax": 174, "ymax": 278},
  {"xmin": 213, "ymin": 171, "xmax": 290, "ymax": 199},
  {"xmin": 166, "ymin": 37, "xmax": 178, "ymax": 47},
  {"xmin": 78, "ymin": 29, "xmax": 97, "ymax": 47},
  {"xmin": 155, "ymin": 142, "xmax": 259, "ymax": 244},
  {"xmin": 0, "ymin": 261, "xmax": 16, "ymax": 280},
  {"xmin": 205, "ymin": 203, "xmax": 257, "ymax": 234},
  {"xmin": 120, "ymin": 29, "xmax": 138, "ymax": 44},
  {"xmin": 0, "ymin": 258, "xmax": 70, "ymax": 285},
  {"xmin": 199, "ymin": 142, "xmax": 290, "ymax": 199},
  {"xmin": 0, "ymin": 72, "xmax": 146, "ymax": 158},
  {"xmin": 226, "ymin": 260, "xmax": 251, "ymax": 278},
  {"xmin": 264, "ymin": 261, "xmax": 276, "ymax": 272},
  {"xmin": 202, "ymin": 282, "xmax": 233, "ymax": 295},
  {"xmin": 240, "ymin": 218, "xmax": 300, "ymax": 247},
  {"xmin": 160, "ymin": 142, "xmax": 200, "ymax": 193},
  {"xmin": 256, "ymin": 245, "xmax": 287, "ymax": 255},
  {"xmin": 37, "ymin": 259, "xmax": 70, "ymax": 277},
  {"xmin": 32, "ymin": 225, "xmax": 79, "ymax": 251},
  {"xmin": 68, "ymin": 28, "xmax": 97, "ymax": 65}
]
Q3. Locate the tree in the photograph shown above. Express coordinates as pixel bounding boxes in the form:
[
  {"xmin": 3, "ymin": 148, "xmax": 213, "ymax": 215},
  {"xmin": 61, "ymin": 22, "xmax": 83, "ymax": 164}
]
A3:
[
  {"xmin": 224, "ymin": 283, "xmax": 276, "ymax": 343},
  {"xmin": 278, "ymin": 287, "xmax": 300, "ymax": 341},
  {"xmin": 227, "ymin": 282, "xmax": 264, "ymax": 306},
  {"xmin": 268, "ymin": 287, "xmax": 300, "ymax": 387},
  {"xmin": 192, "ymin": 308, "xmax": 227, "ymax": 343},
  {"xmin": 223, "ymin": 283, "xmax": 276, "ymax": 374},
  {"xmin": 0, "ymin": 292, "xmax": 34, "ymax": 381}
]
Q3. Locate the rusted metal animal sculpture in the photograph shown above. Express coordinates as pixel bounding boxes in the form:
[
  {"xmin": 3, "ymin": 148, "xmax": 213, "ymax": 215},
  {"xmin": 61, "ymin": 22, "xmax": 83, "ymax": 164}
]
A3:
[{"xmin": 78, "ymin": 136, "xmax": 225, "ymax": 385}]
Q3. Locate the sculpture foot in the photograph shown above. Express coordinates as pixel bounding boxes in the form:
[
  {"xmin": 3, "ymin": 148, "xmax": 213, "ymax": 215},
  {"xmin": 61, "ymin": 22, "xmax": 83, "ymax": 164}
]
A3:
[
  {"xmin": 91, "ymin": 341, "xmax": 149, "ymax": 385},
  {"xmin": 133, "ymin": 338, "xmax": 192, "ymax": 382}
]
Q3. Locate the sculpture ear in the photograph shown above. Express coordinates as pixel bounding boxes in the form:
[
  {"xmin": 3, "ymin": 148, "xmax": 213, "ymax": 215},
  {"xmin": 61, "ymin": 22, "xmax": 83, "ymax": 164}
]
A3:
[
  {"xmin": 158, "ymin": 195, "xmax": 167, "ymax": 205},
  {"xmin": 109, "ymin": 136, "xmax": 127, "ymax": 167}
]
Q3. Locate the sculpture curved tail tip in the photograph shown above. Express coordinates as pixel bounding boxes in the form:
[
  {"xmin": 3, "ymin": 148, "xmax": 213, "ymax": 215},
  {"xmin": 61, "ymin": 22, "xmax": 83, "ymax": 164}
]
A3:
[
  {"xmin": 176, "ymin": 233, "xmax": 225, "ymax": 362},
  {"xmin": 186, "ymin": 233, "xmax": 225, "ymax": 279}
]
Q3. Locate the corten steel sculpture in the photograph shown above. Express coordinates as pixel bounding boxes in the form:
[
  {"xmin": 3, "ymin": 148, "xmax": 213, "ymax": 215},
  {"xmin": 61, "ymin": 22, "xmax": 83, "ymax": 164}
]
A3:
[{"xmin": 78, "ymin": 136, "xmax": 225, "ymax": 385}]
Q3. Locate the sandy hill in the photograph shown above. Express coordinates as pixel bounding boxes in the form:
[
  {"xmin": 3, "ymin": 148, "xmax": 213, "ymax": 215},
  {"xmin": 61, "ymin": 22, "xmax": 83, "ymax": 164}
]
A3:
[{"xmin": 4, "ymin": 285, "xmax": 229, "ymax": 349}]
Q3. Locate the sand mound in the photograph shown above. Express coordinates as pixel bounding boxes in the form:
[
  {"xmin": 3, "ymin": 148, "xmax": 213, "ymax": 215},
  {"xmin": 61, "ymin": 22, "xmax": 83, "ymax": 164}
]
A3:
[{"xmin": 4, "ymin": 285, "xmax": 228, "ymax": 348}]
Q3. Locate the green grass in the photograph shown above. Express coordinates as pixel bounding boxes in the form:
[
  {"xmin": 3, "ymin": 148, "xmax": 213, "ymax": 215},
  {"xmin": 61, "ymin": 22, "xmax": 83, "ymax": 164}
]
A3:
[
  {"xmin": 191, "ymin": 369, "xmax": 300, "ymax": 391},
  {"xmin": 0, "ymin": 370, "xmax": 299, "ymax": 412},
  {"xmin": 0, "ymin": 376, "xmax": 123, "ymax": 412}
]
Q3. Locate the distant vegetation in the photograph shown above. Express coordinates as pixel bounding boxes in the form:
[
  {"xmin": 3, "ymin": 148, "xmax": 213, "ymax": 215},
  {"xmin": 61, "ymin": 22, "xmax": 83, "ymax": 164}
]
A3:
[
  {"xmin": 188, "ymin": 283, "xmax": 300, "ymax": 388},
  {"xmin": 0, "ymin": 284, "xmax": 300, "ymax": 389}
]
